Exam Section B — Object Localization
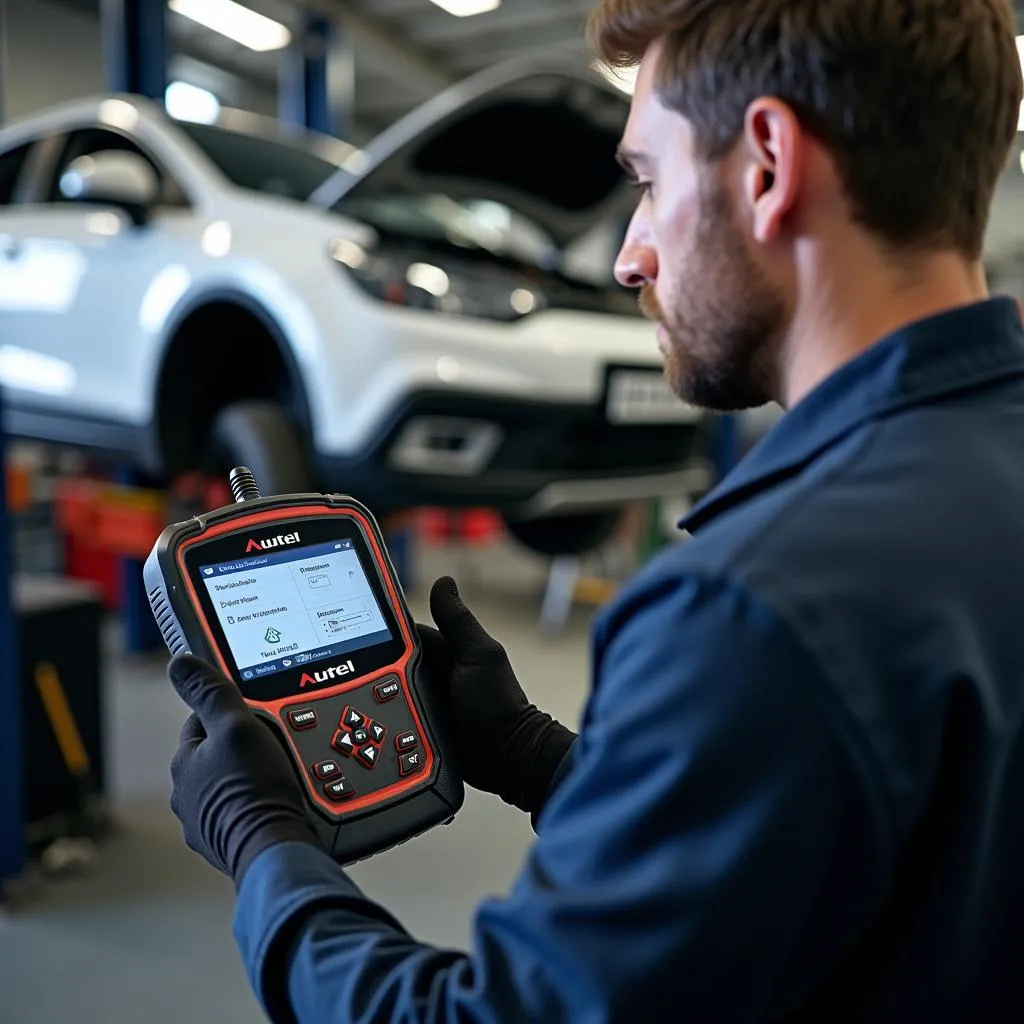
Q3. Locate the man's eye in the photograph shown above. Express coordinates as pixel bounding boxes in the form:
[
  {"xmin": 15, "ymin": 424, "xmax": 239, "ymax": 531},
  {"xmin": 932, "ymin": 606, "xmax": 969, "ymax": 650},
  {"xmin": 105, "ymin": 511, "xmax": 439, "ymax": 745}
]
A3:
[{"xmin": 630, "ymin": 180, "xmax": 653, "ymax": 199}]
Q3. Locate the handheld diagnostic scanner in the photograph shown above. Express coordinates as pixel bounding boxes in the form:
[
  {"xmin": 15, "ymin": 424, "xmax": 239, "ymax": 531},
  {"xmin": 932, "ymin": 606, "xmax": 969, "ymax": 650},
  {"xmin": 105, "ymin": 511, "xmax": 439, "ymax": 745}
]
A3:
[{"xmin": 144, "ymin": 468, "xmax": 464, "ymax": 865}]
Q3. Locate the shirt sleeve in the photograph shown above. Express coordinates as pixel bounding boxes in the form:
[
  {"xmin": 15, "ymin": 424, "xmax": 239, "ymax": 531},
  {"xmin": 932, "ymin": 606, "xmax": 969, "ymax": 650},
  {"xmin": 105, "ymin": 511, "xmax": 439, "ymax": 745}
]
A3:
[{"xmin": 233, "ymin": 571, "xmax": 895, "ymax": 1024}]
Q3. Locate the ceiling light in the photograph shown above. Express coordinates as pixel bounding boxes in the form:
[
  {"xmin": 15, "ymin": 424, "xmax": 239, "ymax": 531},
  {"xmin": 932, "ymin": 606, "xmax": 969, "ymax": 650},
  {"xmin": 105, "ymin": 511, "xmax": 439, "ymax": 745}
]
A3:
[
  {"xmin": 165, "ymin": 81, "xmax": 221, "ymax": 124},
  {"xmin": 168, "ymin": 0, "xmax": 292, "ymax": 52},
  {"xmin": 428, "ymin": 0, "xmax": 501, "ymax": 16},
  {"xmin": 592, "ymin": 60, "xmax": 638, "ymax": 95}
]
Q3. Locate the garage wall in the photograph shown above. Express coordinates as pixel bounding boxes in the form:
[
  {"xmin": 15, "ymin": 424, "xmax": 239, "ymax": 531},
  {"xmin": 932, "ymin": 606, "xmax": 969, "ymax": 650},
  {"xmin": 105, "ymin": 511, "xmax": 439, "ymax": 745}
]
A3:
[{"xmin": 2, "ymin": 0, "xmax": 104, "ymax": 122}]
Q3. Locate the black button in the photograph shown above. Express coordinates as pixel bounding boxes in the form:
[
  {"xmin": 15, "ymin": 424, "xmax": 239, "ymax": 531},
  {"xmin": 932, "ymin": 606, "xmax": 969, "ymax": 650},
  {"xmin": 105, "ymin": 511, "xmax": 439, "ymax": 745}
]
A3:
[
  {"xmin": 395, "ymin": 731, "xmax": 418, "ymax": 752},
  {"xmin": 342, "ymin": 706, "xmax": 365, "ymax": 729},
  {"xmin": 352, "ymin": 727, "xmax": 369, "ymax": 745},
  {"xmin": 287, "ymin": 707, "xmax": 318, "ymax": 731},
  {"xmin": 313, "ymin": 760, "xmax": 342, "ymax": 781},
  {"xmin": 374, "ymin": 679, "xmax": 400, "ymax": 703},
  {"xmin": 324, "ymin": 778, "xmax": 355, "ymax": 802},
  {"xmin": 357, "ymin": 745, "xmax": 379, "ymax": 769},
  {"xmin": 369, "ymin": 722, "xmax": 386, "ymax": 744},
  {"xmin": 399, "ymin": 750, "xmax": 423, "ymax": 776},
  {"xmin": 331, "ymin": 730, "xmax": 356, "ymax": 757}
]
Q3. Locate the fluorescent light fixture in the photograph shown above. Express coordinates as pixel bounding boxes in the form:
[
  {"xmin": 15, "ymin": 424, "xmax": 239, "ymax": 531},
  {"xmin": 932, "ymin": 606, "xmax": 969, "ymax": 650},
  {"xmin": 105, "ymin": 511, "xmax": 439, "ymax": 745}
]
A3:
[
  {"xmin": 165, "ymin": 81, "xmax": 221, "ymax": 124},
  {"xmin": 428, "ymin": 0, "xmax": 501, "ymax": 16},
  {"xmin": 592, "ymin": 60, "xmax": 638, "ymax": 95},
  {"xmin": 168, "ymin": 0, "xmax": 292, "ymax": 52}
]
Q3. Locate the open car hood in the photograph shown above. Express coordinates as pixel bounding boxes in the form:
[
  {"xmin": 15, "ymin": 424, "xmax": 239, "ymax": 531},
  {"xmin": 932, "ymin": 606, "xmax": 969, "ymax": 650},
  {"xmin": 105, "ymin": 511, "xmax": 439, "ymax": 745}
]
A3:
[{"xmin": 309, "ymin": 57, "xmax": 634, "ymax": 249}]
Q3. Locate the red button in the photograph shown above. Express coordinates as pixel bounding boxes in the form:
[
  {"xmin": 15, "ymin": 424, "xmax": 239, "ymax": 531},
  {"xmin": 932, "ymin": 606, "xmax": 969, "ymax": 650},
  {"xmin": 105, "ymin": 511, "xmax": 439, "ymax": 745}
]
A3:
[
  {"xmin": 374, "ymin": 679, "xmax": 400, "ymax": 703},
  {"xmin": 324, "ymin": 778, "xmax": 356, "ymax": 802},
  {"xmin": 342, "ymin": 706, "xmax": 366, "ymax": 729},
  {"xmin": 357, "ymin": 745, "xmax": 380, "ymax": 769},
  {"xmin": 313, "ymin": 760, "xmax": 342, "ymax": 780},
  {"xmin": 395, "ymin": 731, "xmax": 418, "ymax": 753},
  {"xmin": 286, "ymin": 707, "xmax": 318, "ymax": 731},
  {"xmin": 399, "ymin": 750, "xmax": 423, "ymax": 776},
  {"xmin": 331, "ymin": 730, "xmax": 356, "ymax": 757}
]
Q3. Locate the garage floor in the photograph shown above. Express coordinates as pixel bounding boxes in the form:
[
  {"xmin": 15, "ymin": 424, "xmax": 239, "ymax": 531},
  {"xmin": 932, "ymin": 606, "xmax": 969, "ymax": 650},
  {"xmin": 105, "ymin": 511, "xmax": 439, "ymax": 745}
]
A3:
[{"xmin": 0, "ymin": 541, "xmax": 596, "ymax": 1024}]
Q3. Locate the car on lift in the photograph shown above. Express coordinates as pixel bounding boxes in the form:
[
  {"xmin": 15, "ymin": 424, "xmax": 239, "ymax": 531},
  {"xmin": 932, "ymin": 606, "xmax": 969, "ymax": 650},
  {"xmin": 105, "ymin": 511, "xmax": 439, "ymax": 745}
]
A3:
[{"xmin": 0, "ymin": 58, "xmax": 708, "ymax": 557}]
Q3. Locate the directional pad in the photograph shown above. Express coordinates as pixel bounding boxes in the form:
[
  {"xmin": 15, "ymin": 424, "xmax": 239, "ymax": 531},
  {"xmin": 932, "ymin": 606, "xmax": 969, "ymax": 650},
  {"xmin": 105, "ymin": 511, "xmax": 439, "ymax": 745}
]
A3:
[{"xmin": 332, "ymin": 705, "xmax": 383, "ymax": 771}]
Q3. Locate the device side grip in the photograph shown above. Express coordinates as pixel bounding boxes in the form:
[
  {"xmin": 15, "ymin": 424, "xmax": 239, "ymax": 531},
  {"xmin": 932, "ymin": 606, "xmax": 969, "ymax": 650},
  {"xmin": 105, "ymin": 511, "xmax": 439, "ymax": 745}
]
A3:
[{"xmin": 143, "ymin": 547, "xmax": 191, "ymax": 657}]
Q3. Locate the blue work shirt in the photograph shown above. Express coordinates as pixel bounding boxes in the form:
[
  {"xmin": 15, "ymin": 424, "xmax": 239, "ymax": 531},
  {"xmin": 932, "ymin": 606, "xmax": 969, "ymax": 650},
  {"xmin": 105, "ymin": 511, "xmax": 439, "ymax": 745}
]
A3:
[{"xmin": 234, "ymin": 297, "xmax": 1024, "ymax": 1023}]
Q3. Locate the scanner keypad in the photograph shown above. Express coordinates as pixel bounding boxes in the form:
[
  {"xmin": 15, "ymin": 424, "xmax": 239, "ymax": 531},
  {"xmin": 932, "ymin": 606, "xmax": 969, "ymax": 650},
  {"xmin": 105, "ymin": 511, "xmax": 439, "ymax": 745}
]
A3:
[{"xmin": 282, "ymin": 674, "xmax": 427, "ymax": 815}]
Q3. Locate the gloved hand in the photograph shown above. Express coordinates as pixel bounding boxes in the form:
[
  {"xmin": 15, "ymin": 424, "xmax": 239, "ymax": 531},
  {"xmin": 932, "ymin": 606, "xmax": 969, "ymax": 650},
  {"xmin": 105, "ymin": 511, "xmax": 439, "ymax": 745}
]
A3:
[
  {"xmin": 168, "ymin": 654, "xmax": 323, "ymax": 888},
  {"xmin": 418, "ymin": 576, "xmax": 576, "ymax": 819}
]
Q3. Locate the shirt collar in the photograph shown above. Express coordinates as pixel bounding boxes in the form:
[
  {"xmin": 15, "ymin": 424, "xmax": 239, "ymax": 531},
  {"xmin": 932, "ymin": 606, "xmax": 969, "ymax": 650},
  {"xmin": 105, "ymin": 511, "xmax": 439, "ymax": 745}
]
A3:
[{"xmin": 681, "ymin": 297, "xmax": 1024, "ymax": 534}]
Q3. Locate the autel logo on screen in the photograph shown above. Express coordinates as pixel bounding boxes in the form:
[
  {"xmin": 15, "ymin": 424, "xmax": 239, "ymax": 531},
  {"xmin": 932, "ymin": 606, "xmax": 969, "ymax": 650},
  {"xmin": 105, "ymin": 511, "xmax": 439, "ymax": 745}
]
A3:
[{"xmin": 245, "ymin": 531, "xmax": 301, "ymax": 553}]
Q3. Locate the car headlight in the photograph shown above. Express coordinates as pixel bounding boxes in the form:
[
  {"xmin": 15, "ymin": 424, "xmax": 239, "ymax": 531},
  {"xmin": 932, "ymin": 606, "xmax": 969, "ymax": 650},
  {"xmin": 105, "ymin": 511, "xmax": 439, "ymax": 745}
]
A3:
[{"xmin": 328, "ymin": 238, "xmax": 546, "ymax": 322}]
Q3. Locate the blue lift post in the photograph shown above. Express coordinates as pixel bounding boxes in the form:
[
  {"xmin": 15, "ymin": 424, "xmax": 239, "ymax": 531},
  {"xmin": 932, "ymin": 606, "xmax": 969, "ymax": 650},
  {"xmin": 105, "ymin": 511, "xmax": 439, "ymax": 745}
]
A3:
[
  {"xmin": 279, "ymin": 12, "xmax": 355, "ymax": 141},
  {"xmin": 101, "ymin": 0, "xmax": 167, "ymax": 100},
  {"xmin": 0, "ymin": 388, "xmax": 24, "ymax": 890}
]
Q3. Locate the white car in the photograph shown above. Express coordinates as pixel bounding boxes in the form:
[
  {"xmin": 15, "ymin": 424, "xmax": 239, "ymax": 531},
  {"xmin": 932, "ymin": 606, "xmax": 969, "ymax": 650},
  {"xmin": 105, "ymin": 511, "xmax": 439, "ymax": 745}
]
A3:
[{"xmin": 0, "ymin": 58, "xmax": 707, "ymax": 556}]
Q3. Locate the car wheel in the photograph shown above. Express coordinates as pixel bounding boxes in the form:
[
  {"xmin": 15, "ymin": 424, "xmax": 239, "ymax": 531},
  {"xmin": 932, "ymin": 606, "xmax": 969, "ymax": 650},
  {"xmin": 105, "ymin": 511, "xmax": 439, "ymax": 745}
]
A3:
[
  {"xmin": 207, "ymin": 401, "xmax": 312, "ymax": 496},
  {"xmin": 502, "ymin": 510, "xmax": 623, "ymax": 557}
]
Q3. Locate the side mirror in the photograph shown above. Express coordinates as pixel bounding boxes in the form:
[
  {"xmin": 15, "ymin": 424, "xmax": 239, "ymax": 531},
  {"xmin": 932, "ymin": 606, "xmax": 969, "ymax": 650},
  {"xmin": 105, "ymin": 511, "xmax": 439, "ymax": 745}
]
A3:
[{"xmin": 59, "ymin": 151, "xmax": 160, "ymax": 226}]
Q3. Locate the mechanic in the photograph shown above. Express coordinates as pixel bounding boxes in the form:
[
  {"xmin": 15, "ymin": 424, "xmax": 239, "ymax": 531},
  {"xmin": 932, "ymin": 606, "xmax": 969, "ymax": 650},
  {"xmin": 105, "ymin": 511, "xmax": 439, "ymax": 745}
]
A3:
[{"xmin": 167, "ymin": 1, "xmax": 1024, "ymax": 1021}]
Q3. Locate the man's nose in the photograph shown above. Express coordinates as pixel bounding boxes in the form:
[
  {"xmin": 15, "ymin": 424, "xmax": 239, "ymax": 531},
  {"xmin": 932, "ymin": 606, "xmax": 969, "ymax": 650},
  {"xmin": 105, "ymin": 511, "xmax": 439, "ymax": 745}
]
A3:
[{"xmin": 614, "ymin": 242, "xmax": 657, "ymax": 290}]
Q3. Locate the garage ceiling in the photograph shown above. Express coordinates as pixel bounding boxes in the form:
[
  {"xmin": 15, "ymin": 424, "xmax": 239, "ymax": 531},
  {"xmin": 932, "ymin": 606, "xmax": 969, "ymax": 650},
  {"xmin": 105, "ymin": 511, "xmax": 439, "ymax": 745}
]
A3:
[
  {"xmin": 34, "ymin": 0, "xmax": 1024, "ymax": 147},
  {"xmin": 40, "ymin": 0, "xmax": 602, "ymax": 141}
]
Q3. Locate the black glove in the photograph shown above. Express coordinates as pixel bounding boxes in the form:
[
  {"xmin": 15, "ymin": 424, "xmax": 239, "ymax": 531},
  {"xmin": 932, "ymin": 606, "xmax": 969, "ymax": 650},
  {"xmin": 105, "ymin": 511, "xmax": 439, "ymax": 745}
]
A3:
[
  {"xmin": 418, "ymin": 576, "xmax": 576, "ymax": 819},
  {"xmin": 168, "ymin": 654, "xmax": 323, "ymax": 888}
]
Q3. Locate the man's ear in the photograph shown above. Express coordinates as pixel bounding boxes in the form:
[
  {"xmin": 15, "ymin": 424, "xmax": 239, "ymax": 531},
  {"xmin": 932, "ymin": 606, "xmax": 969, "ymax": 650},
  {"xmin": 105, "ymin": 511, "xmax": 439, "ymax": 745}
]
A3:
[{"xmin": 742, "ymin": 98, "xmax": 803, "ymax": 244}]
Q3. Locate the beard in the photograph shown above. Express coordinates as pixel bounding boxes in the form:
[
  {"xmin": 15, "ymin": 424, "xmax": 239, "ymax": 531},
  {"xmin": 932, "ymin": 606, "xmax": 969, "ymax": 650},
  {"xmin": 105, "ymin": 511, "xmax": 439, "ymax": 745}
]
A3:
[{"xmin": 640, "ymin": 177, "xmax": 788, "ymax": 412}]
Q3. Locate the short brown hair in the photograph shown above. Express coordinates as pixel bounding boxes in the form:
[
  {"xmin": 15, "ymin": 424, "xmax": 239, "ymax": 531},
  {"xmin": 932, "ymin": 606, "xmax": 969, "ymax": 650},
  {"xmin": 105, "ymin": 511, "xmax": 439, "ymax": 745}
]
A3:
[{"xmin": 589, "ymin": 0, "xmax": 1023, "ymax": 260}]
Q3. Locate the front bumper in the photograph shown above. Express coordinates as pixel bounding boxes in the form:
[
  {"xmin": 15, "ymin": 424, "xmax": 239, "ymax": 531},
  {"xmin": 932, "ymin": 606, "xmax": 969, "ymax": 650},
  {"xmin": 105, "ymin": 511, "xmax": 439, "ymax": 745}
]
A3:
[{"xmin": 314, "ymin": 390, "xmax": 713, "ymax": 516}]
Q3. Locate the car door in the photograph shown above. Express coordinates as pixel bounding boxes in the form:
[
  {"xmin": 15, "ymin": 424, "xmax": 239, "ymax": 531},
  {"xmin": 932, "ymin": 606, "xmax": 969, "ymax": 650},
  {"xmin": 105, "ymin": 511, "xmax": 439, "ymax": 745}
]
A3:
[{"xmin": 0, "ymin": 124, "xmax": 197, "ymax": 430}]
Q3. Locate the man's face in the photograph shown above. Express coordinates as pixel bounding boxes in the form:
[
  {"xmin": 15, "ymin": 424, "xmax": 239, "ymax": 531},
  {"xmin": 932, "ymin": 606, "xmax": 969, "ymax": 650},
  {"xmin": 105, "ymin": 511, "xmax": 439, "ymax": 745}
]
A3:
[{"xmin": 613, "ymin": 49, "xmax": 790, "ymax": 411}]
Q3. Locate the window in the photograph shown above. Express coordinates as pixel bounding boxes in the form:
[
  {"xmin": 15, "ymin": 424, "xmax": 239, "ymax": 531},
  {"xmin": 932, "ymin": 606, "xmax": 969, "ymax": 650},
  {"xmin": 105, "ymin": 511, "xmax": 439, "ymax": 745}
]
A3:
[
  {"xmin": 177, "ymin": 122, "xmax": 343, "ymax": 201},
  {"xmin": 46, "ymin": 128, "xmax": 186, "ymax": 206},
  {"xmin": 0, "ymin": 143, "xmax": 33, "ymax": 206}
]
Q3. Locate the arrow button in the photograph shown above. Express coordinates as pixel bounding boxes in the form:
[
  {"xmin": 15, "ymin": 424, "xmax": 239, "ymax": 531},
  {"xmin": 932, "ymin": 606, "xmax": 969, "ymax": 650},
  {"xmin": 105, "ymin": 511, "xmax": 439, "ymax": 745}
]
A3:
[
  {"xmin": 343, "ymin": 706, "xmax": 366, "ymax": 729},
  {"xmin": 370, "ymin": 722, "xmax": 386, "ymax": 743},
  {"xmin": 331, "ymin": 730, "xmax": 356, "ymax": 757},
  {"xmin": 357, "ymin": 744, "xmax": 379, "ymax": 769}
]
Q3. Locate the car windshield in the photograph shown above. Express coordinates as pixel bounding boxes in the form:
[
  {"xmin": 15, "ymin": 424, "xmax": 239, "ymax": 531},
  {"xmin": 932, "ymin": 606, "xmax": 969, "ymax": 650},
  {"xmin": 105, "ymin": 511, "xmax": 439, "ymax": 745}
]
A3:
[{"xmin": 177, "ymin": 122, "xmax": 346, "ymax": 202}]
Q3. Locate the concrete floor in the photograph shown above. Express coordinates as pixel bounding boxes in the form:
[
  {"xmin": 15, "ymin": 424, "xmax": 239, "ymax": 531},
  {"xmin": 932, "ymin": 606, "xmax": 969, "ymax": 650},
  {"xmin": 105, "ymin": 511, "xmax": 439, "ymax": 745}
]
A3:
[{"xmin": 0, "ymin": 542, "xmax": 597, "ymax": 1024}]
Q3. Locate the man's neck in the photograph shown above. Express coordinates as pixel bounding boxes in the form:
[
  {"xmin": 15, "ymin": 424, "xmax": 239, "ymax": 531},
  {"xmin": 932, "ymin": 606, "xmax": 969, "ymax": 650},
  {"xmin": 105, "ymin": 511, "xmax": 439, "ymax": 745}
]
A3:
[{"xmin": 781, "ymin": 246, "xmax": 989, "ymax": 408}]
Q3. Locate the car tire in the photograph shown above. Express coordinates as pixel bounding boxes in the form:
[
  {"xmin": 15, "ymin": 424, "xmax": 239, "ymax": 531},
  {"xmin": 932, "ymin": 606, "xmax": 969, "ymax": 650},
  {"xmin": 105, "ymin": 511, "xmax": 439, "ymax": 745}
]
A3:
[
  {"xmin": 207, "ymin": 401, "xmax": 312, "ymax": 497},
  {"xmin": 503, "ymin": 510, "xmax": 623, "ymax": 557}
]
